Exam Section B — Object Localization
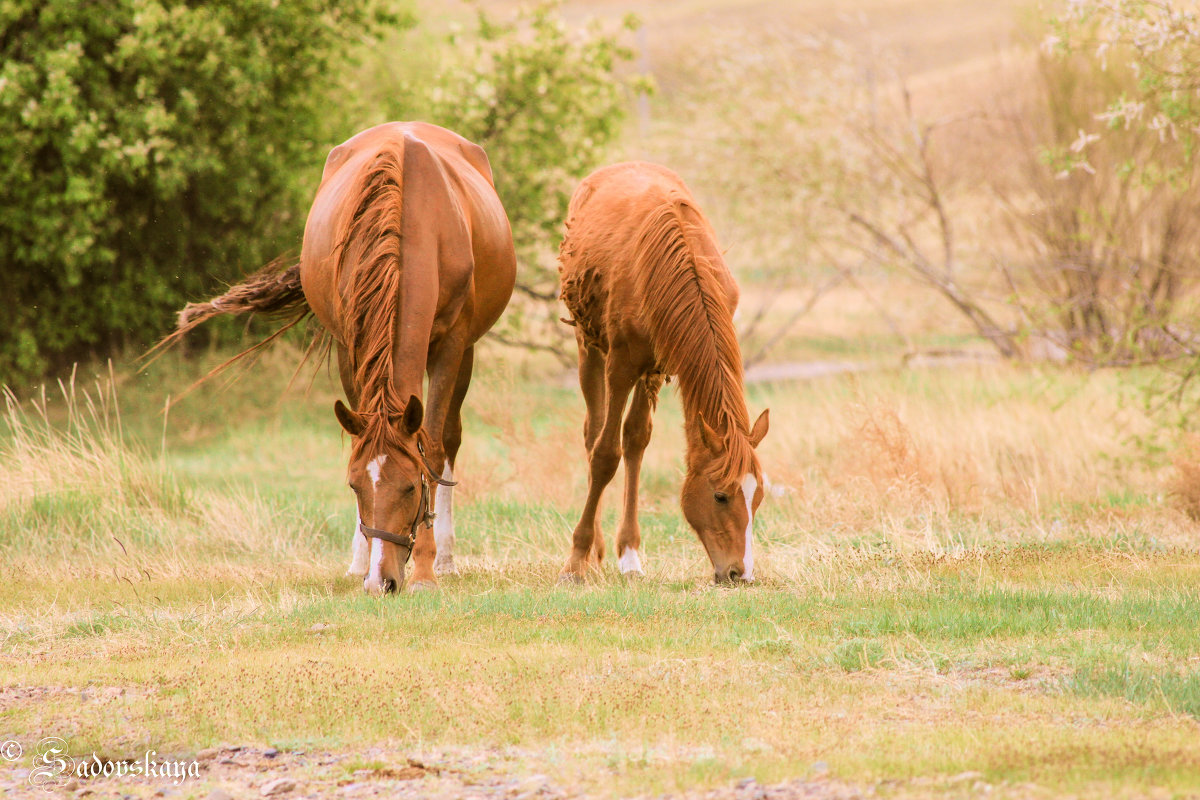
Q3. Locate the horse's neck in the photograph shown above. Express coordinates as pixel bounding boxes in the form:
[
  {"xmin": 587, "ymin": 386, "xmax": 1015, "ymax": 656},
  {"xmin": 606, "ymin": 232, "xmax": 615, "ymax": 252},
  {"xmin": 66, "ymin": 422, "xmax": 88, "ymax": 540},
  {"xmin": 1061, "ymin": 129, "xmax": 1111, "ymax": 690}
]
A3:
[
  {"xmin": 356, "ymin": 272, "xmax": 434, "ymax": 405},
  {"xmin": 671, "ymin": 321, "xmax": 749, "ymax": 425},
  {"xmin": 681, "ymin": 411, "xmax": 712, "ymax": 469},
  {"xmin": 678, "ymin": 383, "xmax": 748, "ymax": 465}
]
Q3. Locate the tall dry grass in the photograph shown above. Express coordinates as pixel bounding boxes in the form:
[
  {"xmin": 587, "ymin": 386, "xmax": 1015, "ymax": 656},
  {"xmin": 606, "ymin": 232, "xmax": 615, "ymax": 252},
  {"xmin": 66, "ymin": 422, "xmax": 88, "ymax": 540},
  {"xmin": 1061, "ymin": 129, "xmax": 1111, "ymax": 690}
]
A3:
[
  {"xmin": 443, "ymin": 353, "xmax": 1191, "ymax": 585},
  {"xmin": 2, "ymin": 344, "xmax": 1190, "ymax": 597},
  {"xmin": 0, "ymin": 369, "xmax": 337, "ymax": 583}
]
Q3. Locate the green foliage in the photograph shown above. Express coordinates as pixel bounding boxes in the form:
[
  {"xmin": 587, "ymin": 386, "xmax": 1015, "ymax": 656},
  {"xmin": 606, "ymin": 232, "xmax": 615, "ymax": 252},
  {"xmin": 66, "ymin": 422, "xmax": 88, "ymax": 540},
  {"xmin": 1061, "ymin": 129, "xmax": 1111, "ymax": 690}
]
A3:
[
  {"xmin": 428, "ymin": 2, "xmax": 640, "ymax": 273},
  {"xmin": 398, "ymin": 1, "xmax": 640, "ymax": 356},
  {"xmin": 1046, "ymin": 0, "xmax": 1200, "ymax": 169},
  {"xmin": 0, "ymin": 0, "xmax": 406, "ymax": 385}
]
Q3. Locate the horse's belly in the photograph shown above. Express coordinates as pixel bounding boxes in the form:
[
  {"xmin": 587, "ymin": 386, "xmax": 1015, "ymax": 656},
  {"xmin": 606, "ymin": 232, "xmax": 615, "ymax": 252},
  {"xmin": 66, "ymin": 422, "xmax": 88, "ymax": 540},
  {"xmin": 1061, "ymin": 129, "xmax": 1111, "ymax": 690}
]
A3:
[
  {"xmin": 560, "ymin": 254, "xmax": 612, "ymax": 352},
  {"xmin": 300, "ymin": 256, "xmax": 341, "ymax": 341},
  {"xmin": 459, "ymin": 185, "xmax": 516, "ymax": 342}
]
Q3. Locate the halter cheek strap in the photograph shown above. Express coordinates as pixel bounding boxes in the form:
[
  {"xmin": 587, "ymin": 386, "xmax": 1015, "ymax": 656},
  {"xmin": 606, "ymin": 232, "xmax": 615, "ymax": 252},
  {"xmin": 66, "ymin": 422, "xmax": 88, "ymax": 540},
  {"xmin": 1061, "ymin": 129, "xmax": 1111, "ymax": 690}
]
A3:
[{"xmin": 357, "ymin": 522, "xmax": 417, "ymax": 549}]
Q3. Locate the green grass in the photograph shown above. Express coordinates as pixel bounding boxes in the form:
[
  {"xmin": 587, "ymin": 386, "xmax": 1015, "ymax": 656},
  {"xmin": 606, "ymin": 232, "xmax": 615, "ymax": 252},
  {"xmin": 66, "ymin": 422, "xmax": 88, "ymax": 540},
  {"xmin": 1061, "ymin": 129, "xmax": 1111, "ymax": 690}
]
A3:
[
  {"xmin": 3, "ymin": 348, "xmax": 1200, "ymax": 798},
  {"xmin": 4, "ymin": 2, "xmax": 1196, "ymax": 795},
  {"xmin": 5, "ymin": 554, "xmax": 1200, "ymax": 796}
]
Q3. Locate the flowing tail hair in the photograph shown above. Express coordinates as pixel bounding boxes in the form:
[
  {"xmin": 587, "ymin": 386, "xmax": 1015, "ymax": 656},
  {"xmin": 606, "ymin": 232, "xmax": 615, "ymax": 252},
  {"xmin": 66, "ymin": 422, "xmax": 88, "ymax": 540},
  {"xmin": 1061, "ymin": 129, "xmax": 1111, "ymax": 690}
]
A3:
[{"xmin": 143, "ymin": 256, "xmax": 328, "ymax": 401}]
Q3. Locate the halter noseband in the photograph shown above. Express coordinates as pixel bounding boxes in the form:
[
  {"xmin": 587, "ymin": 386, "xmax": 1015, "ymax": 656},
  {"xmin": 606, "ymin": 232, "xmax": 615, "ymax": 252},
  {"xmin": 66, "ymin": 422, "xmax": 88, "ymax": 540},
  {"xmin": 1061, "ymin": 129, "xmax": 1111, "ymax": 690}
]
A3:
[{"xmin": 357, "ymin": 441, "xmax": 456, "ymax": 564}]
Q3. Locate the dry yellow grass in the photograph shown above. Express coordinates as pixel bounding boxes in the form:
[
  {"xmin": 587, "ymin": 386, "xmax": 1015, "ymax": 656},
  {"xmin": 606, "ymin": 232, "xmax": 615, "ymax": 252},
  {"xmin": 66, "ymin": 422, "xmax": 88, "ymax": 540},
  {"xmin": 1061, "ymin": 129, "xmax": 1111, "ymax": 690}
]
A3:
[
  {"xmin": 5, "ymin": 4, "xmax": 1200, "ymax": 798},
  {"xmin": 2, "ymin": 339, "xmax": 1198, "ymax": 799}
]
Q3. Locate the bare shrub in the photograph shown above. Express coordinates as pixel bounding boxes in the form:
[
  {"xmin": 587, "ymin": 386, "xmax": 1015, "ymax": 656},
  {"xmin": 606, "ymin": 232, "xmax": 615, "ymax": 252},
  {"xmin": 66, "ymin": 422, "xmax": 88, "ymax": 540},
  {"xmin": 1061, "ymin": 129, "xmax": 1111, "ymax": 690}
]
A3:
[
  {"xmin": 853, "ymin": 404, "xmax": 930, "ymax": 495},
  {"xmin": 655, "ymin": 13, "xmax": 1200, "ymax": 369},
  {"xmin": 833, "ymin": 402, "xmax": 985, "ymax": 516},
  {"xmin": 994, "ymin": 49, "xmax": 1200, "ymax": 365},
  {"xmin": 658, "ymin": 28, "xmax": 1023, "ymax": 361}
]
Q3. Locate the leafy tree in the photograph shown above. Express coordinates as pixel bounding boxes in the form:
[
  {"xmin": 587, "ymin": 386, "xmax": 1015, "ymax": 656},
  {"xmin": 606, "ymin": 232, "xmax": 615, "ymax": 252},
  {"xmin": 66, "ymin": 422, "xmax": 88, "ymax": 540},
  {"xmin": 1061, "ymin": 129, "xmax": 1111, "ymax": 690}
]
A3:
[
  {"xmin": 0, "ymin": 0, "xmax": 403, "ymax": 385},
  {"xmin": 386, "ymin": 2, "xmax": 642, "ymax": 358}
]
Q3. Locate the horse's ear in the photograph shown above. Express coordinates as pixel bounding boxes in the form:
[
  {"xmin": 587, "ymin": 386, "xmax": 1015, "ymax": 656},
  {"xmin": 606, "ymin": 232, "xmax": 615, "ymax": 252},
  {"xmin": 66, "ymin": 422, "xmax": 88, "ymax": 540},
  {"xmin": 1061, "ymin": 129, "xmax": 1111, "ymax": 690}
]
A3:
[
  {"xmin": 402, "ymin": 394, "xmax": 423, "ymax": 435},
  {"xmin": 698, "ymin": 414, "xmax": 724, "ymax": 455},
  {"xmin": 334, "ymin": 400, "xmax": 365, "ymax": 437},
  {"xmin": 749, "ymin": 408, "xmax": 770, "ymax": 448}
]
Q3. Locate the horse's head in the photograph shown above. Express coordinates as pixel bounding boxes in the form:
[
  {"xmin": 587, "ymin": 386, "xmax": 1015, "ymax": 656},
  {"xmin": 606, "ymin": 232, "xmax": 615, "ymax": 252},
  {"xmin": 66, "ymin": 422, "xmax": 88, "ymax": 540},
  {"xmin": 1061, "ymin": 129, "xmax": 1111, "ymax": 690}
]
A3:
[
  {"xmin": 681, "ymin": 409, "xmax": 770, "ymax": 584},
  {"xmin": 334, "ymin": 395, "xmax": 433, "ymax": 596}
]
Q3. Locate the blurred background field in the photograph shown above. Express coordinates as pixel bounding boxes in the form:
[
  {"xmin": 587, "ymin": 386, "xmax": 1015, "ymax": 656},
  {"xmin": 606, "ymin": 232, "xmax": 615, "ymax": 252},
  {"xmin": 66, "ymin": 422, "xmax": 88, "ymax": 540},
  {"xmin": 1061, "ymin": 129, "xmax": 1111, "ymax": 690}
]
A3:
[{"xmin": 4, "ymin": 0, "xmax": 1200, "ymax": 797}]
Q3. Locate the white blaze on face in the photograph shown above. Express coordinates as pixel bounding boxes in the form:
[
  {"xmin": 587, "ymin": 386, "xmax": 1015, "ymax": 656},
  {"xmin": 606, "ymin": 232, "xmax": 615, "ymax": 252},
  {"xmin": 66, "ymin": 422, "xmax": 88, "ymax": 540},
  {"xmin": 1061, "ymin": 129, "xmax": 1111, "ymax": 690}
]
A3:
[
  {"xmin": 366, "ymin": 454, "xmax": 387, "ymax": 490},
  {"xmin": 740, "ymin": 473, "xmax": 757, "ymax": 581},
  {"xmin": 364, "ymin": 536, "xmax": 386, "ymax": 594},
  {"xmin": 433, "ymin": 460, "xmax": 455, "ymax": 572},
  {"xmin": 363, "ymin": 454, "xmax": 389, "ymax": 592}
]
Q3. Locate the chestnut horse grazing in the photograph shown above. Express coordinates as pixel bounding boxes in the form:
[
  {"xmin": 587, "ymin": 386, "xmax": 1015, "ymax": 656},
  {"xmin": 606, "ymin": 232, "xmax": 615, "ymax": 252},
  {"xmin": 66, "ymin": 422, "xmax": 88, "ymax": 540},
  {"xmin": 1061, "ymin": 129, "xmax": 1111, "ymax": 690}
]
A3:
[
  {"xmin": 558, "ymin": 162, "xmax": 769, "ymax": 584},
  {"xmin": 163, "ymin": 122, "xmax": 515, "ymax": 594}
]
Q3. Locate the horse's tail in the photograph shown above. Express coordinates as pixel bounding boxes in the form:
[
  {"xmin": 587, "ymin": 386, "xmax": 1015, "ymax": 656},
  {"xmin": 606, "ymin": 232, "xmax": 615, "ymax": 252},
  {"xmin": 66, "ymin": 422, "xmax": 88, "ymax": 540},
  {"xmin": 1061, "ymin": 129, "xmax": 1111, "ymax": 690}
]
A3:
[
  {"xmin": 175, "ymin": 257, "xmax": 307, "ymax": 335},
  {"xmin": 143, "ymin": 256, "xmax": 322, "ymax": 396}
]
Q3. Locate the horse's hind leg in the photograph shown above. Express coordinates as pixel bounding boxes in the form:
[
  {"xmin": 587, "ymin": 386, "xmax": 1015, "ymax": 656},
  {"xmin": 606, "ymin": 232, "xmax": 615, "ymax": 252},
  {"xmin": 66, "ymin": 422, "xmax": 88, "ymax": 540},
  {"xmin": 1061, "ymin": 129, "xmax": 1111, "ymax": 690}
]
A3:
[
  {"xmin": 563, "ymin": 341, "xmax": 636, "ymax": 581},
  {"xmin": 433, "ymin": 345, "xmax": 473, "ymax": 576},
  {"xmin": 616, "ymin": 376, "xmax": 660, "ymax": 576},
  {"xmin": 337, "ymin": 342, "xmax": 370, "ymax": 577}
]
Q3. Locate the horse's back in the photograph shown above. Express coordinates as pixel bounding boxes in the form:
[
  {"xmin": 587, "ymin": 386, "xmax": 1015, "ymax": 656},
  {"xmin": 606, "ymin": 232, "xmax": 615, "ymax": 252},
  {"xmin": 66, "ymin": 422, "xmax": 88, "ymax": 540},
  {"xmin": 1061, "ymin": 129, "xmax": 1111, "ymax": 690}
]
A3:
[
  {"xmin": 560, "ymin": 162, "xmax": 734, "ymax": 356},
  {"xmin": 320, "ymin": 122, "xmax": 490, "ymax": 186},
  {"xmin": 564, "ymin": 161, "xmax": 689, "ymax": 228},
  {"xmin": 301, "ymin": 122, "xmax": 514, "ymax": 343},
  {"xmin": 312, "ymin": 122, "xmax": 507, "ymax": 252}
]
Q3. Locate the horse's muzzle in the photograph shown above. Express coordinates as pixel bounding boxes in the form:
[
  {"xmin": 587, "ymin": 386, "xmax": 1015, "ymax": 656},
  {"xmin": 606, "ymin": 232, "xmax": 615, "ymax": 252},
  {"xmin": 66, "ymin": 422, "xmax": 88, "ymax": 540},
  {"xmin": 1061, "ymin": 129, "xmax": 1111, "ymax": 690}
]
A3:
[{"xmin": 714, "ymin": 564, "xmax": 747, "ymax": 584}]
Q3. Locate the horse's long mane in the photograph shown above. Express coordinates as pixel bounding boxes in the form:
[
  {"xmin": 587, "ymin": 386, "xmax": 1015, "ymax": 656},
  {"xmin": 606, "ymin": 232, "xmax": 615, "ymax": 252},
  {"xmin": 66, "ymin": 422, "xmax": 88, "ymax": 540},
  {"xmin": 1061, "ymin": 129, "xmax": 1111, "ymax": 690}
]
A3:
[
  {"xmin": 337, "ymin": 140, "xmax": 431, "ymax": 465},
  {"xmin": 635, "ymin": 194, "xmax": 756, "ymax": 488}
]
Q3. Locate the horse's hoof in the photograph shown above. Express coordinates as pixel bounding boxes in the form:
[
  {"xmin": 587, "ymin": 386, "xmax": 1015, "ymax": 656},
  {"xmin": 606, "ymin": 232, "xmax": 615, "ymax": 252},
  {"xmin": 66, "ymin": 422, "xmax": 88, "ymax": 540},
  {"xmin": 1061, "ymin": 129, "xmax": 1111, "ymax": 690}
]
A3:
[
  {"xmin": 408, "ymin": 580, "xmax": 438, "ymax": 593},
  {"xmin": 434, "ymin": 557, "xmax": 458, "ymax": 576},
  {"xmin": 621, "ymin": 569, "xmax": 646, "ymax": 581},
  {"xmin": 557, "ymin": 572, "xmax": 585, "ymax": 586}
]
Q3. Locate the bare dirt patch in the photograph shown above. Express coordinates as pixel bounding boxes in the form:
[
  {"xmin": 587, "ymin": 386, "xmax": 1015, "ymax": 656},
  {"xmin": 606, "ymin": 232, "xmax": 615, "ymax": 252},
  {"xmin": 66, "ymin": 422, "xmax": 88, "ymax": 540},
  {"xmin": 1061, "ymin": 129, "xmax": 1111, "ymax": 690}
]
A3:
[{"xmin": 0, "ymin": 744, "xmax": 878, "ymax": 800}]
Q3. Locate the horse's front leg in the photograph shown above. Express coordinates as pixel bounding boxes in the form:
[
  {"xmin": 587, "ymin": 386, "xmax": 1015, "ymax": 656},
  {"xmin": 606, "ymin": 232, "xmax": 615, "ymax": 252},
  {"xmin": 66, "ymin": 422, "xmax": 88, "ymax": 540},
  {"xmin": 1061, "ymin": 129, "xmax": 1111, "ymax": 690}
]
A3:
[
  {"xmin": 616, "ymin": 376, "xmax": 659, "ymax": 576},
  {"xmin": 408, "ymin": 328, "xmax": 468, "ymax": 590},
  {"xmin": 562, "ymin": 343, "xmax": 639, "ymax": 581}
]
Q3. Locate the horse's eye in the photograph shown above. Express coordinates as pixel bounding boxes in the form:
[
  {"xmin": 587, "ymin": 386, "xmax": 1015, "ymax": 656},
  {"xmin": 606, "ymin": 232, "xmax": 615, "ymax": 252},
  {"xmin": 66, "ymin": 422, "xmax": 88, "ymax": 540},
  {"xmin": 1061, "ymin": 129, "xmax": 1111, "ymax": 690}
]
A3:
[
  {"xmin": 402, "ymin": 484, "xmax": 416, "ymax": 496},
  {"xmin": 714, "ymin": 492, "xmax": 729, "ymax": 504}
]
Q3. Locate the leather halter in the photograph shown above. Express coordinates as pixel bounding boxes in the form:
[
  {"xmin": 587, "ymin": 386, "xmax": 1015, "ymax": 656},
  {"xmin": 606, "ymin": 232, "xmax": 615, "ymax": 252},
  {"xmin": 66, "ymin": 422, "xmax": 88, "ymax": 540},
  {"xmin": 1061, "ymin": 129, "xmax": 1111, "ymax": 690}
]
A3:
[{"xmin": 357, "ymin": 441, "xmax": 456, "ymax": 564}]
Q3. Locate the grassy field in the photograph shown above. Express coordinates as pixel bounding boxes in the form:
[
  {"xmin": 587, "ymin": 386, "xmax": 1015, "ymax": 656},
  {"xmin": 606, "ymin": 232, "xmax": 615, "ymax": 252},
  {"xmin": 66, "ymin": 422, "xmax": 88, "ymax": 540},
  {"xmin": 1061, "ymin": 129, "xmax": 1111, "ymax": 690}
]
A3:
[
  {"xmin": 2, "ymin": 342, "xmax": 1199, "ymax": 798},
  {"xmin": 5, "ymin": 0, "xmax": 1200, "ymax": 797}
]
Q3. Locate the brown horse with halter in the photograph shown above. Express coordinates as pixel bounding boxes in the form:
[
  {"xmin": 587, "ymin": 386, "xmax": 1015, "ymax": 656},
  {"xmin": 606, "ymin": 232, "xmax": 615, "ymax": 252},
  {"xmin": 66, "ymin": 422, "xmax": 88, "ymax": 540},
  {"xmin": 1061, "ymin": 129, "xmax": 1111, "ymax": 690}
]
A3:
[
  {"xmin": 161, "ymin": 122, "xmax": 516, "ymax": 594},
  {"xmin": 559, "ymin": 162, "xmax": 769, "ymax": 584}
]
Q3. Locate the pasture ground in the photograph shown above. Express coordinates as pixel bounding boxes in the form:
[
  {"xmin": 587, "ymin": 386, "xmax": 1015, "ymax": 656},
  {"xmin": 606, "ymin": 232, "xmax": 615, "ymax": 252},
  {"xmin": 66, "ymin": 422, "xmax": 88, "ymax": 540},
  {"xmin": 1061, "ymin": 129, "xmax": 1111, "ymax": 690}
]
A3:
[
  {"xmin": 5, "ymin": 2, "xmax": 1200, "ymax": 797},
  {"xmin": 2, "ymin": 338, "xmax": 1199, "ymax": 799}
]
